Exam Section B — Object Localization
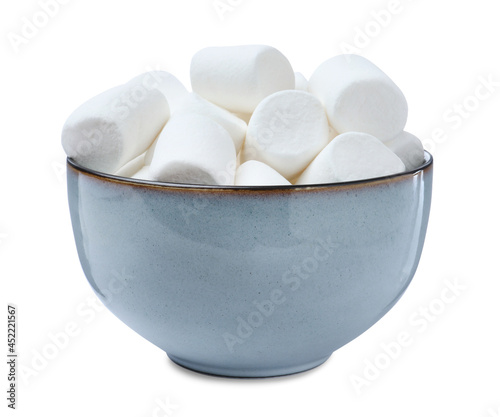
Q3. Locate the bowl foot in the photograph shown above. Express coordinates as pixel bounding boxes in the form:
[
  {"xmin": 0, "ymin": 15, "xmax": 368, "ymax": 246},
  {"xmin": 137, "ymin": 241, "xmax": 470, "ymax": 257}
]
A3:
[{"xmin": 166, "ymin": 353, "xmax": 331, "ymax": 378}]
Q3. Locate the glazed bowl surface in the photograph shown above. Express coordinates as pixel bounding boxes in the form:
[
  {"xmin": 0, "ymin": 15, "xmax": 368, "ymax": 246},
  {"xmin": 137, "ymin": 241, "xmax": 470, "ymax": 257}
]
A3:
[{"xmin": 66, "ymin": 152, "xmax": 433, "ymax": 377}]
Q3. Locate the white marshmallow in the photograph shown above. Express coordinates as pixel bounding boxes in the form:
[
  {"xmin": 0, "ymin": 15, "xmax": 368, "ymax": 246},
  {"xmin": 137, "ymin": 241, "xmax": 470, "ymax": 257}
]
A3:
[
  {"xmin": 308, "ymin": 54, "xmax": 408, "ymax": 142},
  {"xmin": 139, "ymin": 70, "xmax": 193, "ymax": 166},
  {"xmin": 190, "ymin": 45, "xmax": 295, "ymax": 114},
  {"xmin": 114, "ymin": 152, "xmax": 146, "ymax": 177},
  {"xmin": 150, "ymin": 113, "xmax": 236, "ymax": 185},
  {"xmin": 175, "ymin": 92, "xmax": 247, "ymax": 152},
  {"xmin": 235, "ymin": 161, "xmax": 291, "ymax": 186},
  {"xmin": 128, "ymin": 71, "xmax": 188, "ymax": 114},
  {"xmin": 243, "ymin": 90, "xmax": 330, "ymax": 180},
  {"xmin": 294, "ymin": 72, "xmax": 309, "ymax": 91},
  {"xmin": 131, "ymin": 165, "xmax": 154, "ymax": 181},
  {"xmin": 296, "ymin": 132, "xmax": 405, "ymax": 185},
  {"xmin": 384, "ymin": 131, "xmax": 425, "ymax": 170},
  {"xmin": 124, "ymin": 70, "xmax": 188, "ymax": 168},
  {"xmin": 62, "ymin": 79, "xmax": 169, "ymax": 173}
]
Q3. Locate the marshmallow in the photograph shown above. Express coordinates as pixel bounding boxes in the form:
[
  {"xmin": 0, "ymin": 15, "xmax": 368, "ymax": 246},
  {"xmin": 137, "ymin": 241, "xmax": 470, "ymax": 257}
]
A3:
[
  {"xmin": 175, "ymin": 92, "xmax": 247, "ymax": 152},
  {"xmin": 190, "ymin": 45, "xmax": 295, "ymax": 113},
  {"xmin": 294, "ymin": 72, "xmax": 309, "ymax": 91},
  {"xmin": 62, "ymin": 78, "xmax": 170, "ymax": 173},
  {"xmin": 128, "ymin": 71, "xmax": 188, "ymax": 114},
  {"xmin": 114, "ymin": 152, "xmax": 146, "ymax": 177},
  {"xmin": 308, "ymin": 54, "xmax": 408, "ymax": 142},
  {"xmin": 296, "ymin": 132, "xmax": 405, "ymax": 185},
  {"xmin": 150, "ymin": 113, "xmax": 236, "ymax": 185},
  {"xmin": 124, "ymin": 70, "xmax": 188, "ymax": 168},
  {"xmin": 243, "ymin": 90, "xmax": 330, "ymax": 180},
  {"xmin": 384, "ymin": 131, "xmax": 425, "ymax": 170},
  {"xmin": 235, "ymin": 161, "xmax": 291, "ymax": 186}
]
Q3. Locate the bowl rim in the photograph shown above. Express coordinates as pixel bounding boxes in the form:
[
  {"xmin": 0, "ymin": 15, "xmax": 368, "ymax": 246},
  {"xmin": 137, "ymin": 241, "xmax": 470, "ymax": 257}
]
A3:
[{"xmin": 67, "ymin": 150, "xmax": 433, "ymax": 192}]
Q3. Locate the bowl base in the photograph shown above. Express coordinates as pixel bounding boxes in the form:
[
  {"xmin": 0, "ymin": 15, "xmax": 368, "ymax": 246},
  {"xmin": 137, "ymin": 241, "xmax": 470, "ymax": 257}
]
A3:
[{"xmin": 166, "ymin": 353, "xmax": 332, "ymax": 378}]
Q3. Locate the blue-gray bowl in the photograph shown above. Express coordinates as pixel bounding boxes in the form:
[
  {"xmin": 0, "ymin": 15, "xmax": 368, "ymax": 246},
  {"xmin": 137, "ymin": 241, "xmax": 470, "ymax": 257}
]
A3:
[{"xmin": 66, "ymin": 151, "xmax": 433, "ymax": 377}]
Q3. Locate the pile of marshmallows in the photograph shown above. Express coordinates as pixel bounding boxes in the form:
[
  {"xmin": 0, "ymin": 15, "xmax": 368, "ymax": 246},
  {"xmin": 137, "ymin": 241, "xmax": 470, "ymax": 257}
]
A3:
[{"xmin": 62, "ymin": 45, "xmax": 425, "ymax": 186}]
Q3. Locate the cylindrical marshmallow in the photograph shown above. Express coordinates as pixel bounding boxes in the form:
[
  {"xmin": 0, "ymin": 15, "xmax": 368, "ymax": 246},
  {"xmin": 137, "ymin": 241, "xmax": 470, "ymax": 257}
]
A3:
[
  {"xmin": 62, "ymin": 77, "xmax": 170, "ymax": 173},
  {"xmin": 308, "ymin": 54, "xmax": 408, "ymax": 142},
  {"xmin": 190, "ymin": 45, "xmax": 295, "ymax": 114},
  {"xmin": 128, "ymin": 71, "xmax": 188, "ymax": 114},
  {"xmin": 243, "ymin": 90, "xmax": 330, "ymax": 180},
  {"xmin": 127, "ymin": 70, "xmax": 188, "ymax": 168},
  {"xmin": 296, "ymin": 132, "xmax": 405, "ymax": 185},
  {"xmin": 384, "ymin": 131, "xmax": 425, "ymax": 170},
  {"xmin": 175, "ymin": 92, "xmax": 247, "ymax": 152},
  {"xmin": 294, "ymin": 72, "xmax": 309, "ymax": 91},
  {"xmin": 150, "ymin": 113, "xmax": 236, "ymax": 185},
  {"xmin": 235, "ymin": 160, "xmax": 291, "ymax": 186}
]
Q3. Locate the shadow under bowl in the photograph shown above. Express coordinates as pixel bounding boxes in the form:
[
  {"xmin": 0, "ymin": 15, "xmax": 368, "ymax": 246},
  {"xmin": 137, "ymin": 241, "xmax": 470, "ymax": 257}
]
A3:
[{"xmin": 66, "ymin": 152, "xmax": 433, "ymax": 377}]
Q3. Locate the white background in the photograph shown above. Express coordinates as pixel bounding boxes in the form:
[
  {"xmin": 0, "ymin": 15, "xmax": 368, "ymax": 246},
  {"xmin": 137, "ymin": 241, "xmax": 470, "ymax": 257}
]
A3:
[{"xmin": 1, "ymin": 0, "xmax": 500, "ymax": 416}]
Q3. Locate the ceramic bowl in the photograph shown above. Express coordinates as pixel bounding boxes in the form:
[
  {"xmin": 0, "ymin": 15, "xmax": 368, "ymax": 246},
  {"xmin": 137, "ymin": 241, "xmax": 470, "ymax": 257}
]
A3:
[{"xmin": 66, "ymin": 151, "xmax": 433, "ymax": 377}]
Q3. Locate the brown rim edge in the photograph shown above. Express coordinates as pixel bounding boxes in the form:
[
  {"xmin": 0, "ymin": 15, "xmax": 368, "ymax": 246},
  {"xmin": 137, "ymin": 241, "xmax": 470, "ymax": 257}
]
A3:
[{"xmin": 67, "ymin": 151, "xmax": 433, "ymax": 194}]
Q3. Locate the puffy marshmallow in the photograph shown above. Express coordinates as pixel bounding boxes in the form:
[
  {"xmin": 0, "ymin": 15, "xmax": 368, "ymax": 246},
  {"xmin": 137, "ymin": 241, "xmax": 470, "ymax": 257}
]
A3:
[
  {"xmin": 308, "ymin": 54, "xmax": 408, "ymax": 142},
  {"xmin": 175, "ymin": 92, "xmax": 247, "ymax": 152},
  {"xmin": 123, "ymin": 70, "xmax": 188, "ymax": 168},
  {"xmin": 296, "ymin": 132, "xmax": 405, "ymax": 184},
  {"xmin": 114, "ymin": 152, "xmax": 146, "ymax": 177},
  {"xmin": 150, "ymin": 113, "xmax": 236, "ymax": 185},
  {"xmin": 243, "ymin": 90, "xmax": 330, "ymax": 180},
  {"xmin": 128, "ymin": 71, "xmax": 188, "ymax": 113},
  {"xmin": 385, "ymin": 131, "xmax": 425, "ymax": 170},
  {"xmin": 235, "ymin": 160, "xmax": 291, "ymax": 186},
  {"xmin": 62, "ymin": 78, "xmax": 169, "ymax": 173},
  {"xmin": 139, "ymin": 71, "xmax": 194, "ymax": 166},
  {"xmin": 190, "ymin": 45, "xmax": 295, "ymax": 113},
  {"xmin": 294, "ymin": 72, "xmax": 309, "ymax": 91}
]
